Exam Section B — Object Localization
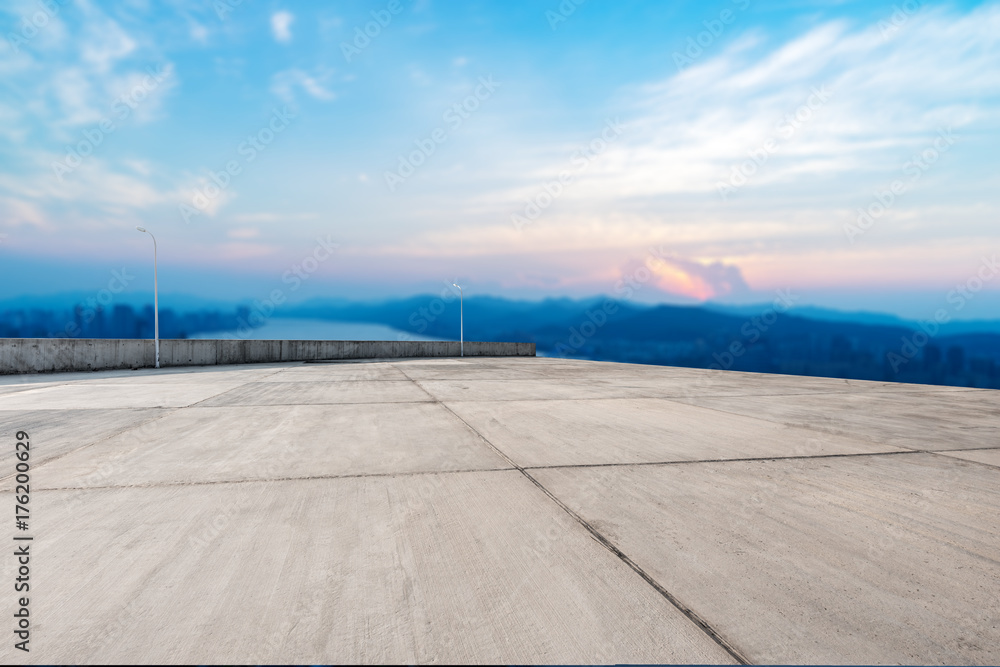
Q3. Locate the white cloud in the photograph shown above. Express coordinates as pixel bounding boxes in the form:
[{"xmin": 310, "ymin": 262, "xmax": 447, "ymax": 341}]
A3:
[
  {"xmin": 482, "ymin": 5, "xmax": 1000, "ymax": 209},
  {"xmin": 271, "ymin": 11, "xmax": 294, "ymax": 43},
  {"xmin": 189, "ymin": 22, "xmax": 209, "ymax": 44},
  {"xmin": 0, "ymin": 150, "xmax": 173, "ymax": 217},
  {"xmin": 79, "ymin": 15, "xmax": 137, "ymax": 72},
  {"xmin": 0, "ymin": 196, "xmax": 48, "ymax": 229},
  {"xmin": 367, "ymin": 6, "xmax": 1000, "ymax": 297},
  {"xmin": 270, "ymin": 68, "xmax": 335, "ymax": 104},
  {"xmin": 0, "ymin": 2, "xmax": 177, "ymax": 142},
  {"xmin": 105, "ymin": 63, "xmax": 177, "ymax": 125},
  {"xmin": 123, "ymin": 159, "xmax": 153, "ymax": 176},
  {"xmin": 229, "ymin": 212, "xmax": 318, "ymax": 223},
  {"xmin": 48, "ymin": 67, "xmax": 107, "ymax": 127}
]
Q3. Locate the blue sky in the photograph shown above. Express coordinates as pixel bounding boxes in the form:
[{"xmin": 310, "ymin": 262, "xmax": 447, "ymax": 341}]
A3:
[{"xmin": 2, "ymin": 0, "xmax": 999, "ymax": 319}]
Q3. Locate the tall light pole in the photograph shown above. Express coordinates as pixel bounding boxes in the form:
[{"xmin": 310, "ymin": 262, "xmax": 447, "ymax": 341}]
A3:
[
  {"xmin": 452, "ymin": 283, "xmax": 463, "ymax": 357},
  {"xmin": 136, "ymin": 226, "xmax": 159, "ymax": 369}
]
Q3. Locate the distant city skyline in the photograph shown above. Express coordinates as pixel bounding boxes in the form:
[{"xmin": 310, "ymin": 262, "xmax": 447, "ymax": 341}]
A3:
[{"xmin": 2, "ymin": 0, "xmax": 999, "ymax": 321}]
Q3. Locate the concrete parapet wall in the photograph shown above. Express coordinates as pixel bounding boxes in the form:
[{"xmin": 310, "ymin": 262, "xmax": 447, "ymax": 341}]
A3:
[{"xmin": 0, "ymin": 338, "xmax": 535, "ymax": 375}]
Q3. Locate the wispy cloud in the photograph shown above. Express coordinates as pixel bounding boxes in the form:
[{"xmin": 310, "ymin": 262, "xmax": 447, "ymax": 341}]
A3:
[
  {"xmin": 78, "ymin": 11, "xmax": 136, "ymax": 72},
  {"xmin": 271, "ymin": 11, "xmax": 294, "ymax": 43},
  {"xmin": 0, "ymin": 196, "xmax": 48, "ymax": 229},
  {"xmin": 229, "ymin": 212, "xmax": 318, "ymax": 223},
  {"xmin": 558, "ymin": 6, "xmax": 1000, "ymax": 202},
  {"xmin": 270, "ymin": 68, "xmax": 336, "ymax": 103}
]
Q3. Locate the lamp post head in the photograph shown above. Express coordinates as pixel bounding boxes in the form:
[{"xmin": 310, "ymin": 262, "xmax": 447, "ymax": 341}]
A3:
[{"xmin": 136, "ymin": 226, "xmax": 147, "ymax": 233}]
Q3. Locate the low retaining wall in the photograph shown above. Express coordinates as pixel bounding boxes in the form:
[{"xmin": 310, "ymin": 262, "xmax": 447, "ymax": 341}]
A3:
[{"xmin": 0, "ymin": 339, "xmax": 535, "ymax": 375}]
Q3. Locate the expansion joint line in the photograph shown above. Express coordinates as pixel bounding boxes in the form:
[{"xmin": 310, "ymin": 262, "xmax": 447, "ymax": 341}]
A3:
[{"xmin": 392, "ymin": 364, "xmax": 751, "ymax": 665}]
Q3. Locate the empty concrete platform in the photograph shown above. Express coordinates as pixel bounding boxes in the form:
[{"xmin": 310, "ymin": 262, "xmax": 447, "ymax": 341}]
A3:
[{"xmin": 0, "ymin": 357, "xmax": 997, "ymax": 664}]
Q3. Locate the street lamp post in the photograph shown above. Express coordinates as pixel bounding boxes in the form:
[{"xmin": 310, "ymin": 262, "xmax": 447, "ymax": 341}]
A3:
[
  {"xmin": 452, "ymin": 283, "xmax": 463, "ymax": 357},
  {"xmin": 136, "ymin": 227, "xmax": 159, "ymax": 369}
]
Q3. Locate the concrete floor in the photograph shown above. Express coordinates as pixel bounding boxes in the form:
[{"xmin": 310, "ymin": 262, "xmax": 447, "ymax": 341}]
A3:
[{"xmin": 0, "ymin": 357, "xmax": 997, "ymax": 664}]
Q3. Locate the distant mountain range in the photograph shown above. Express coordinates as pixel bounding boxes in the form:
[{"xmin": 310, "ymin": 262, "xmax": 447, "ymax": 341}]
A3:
[
  {"xmin": 2, "ymin": 293, "xmax": 998, "ymax": 388},
  {"xmin": 703, "ymin": 302, "xmax": 1000, "ymax": 336},
  {"xmin": 278, "ymin": 295, "xmax": 999, "ymax": 388},
  {"xmin": 5, "ymin": 291, "xmax": 999, "ymax": 335}
]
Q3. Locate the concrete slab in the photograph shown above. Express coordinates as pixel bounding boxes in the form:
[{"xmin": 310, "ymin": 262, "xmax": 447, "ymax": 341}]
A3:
[
  {"xmin": 7, "ymin": 472, "xmax": 736, "ymax": 665},
  {"xmin": 197, "ymin": 380, "xmax": 434, "ymax": 406},
  {"xmin": 447, "ymin": 397, "xmax": 906, "ymax": 467},
  {"xmin": 32, "ymin": 403, "xmax": 511, "ymax": 488},
  {"xmin": 0, "ymin": 408, "xmax": 168, "ymax": 473},
  {"xmin": 418, "ymin": 378, "xmax": 642, "ymax": 402},
  {"xmin": 405, "ymin": 360, "xmax": 986, "ymax": 398},
  {"xmin": 937, "ymin": 447, "xmax": 1000, "ymax": 469},
  {"xmin": 389, "ymin": 359, "xmax": 548, "ymax": 380},
  {"xmin": 532, "ymin": 453, "xmax": 1000, "ymax": 665},
  {"xmin": 391, "ymin": 359, "xmax": 468, "ymax": 365},
  {"xmin": 259, "ymin": 364, "xmax": 410, "ymax": 382},
  {"xmin": 0, "ymin": 362, "xmax": 295, "ymax": 385},
  {"xmin": 0, "ymin": 383, "xmax": 60, "ymax": 396},
  {"xmin": 3, "ymin": 356, "xmax": 996, "ymax": 664},
  {"xmin": 587, "ymin": 369, "xmax": 986, "ymax": 398},
  {"xmin": 527, "ymin": 359, "xmax": 984, "ymax": 392},
  {"xmin": 668, "ymin": 390, "xmax": 1000, "ymax": 451},
  {"xmin": 0, "ymin": 382, "xmax": 240, "ymax": 409}
]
